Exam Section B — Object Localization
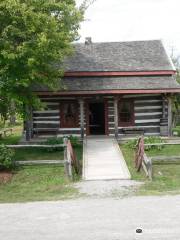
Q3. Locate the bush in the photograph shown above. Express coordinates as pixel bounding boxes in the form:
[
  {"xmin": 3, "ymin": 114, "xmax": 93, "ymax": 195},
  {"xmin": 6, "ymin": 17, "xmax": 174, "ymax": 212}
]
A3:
[
  {"xmin": 44, "ymin": 137, "xmax": 64, "ymax": 152},
  {"xmin": 44, "ymin": 136, "xmax": 81, "ymax": 152},
  {"xmin": 144, "ymin": 136, "xmax": 164, "ymax": 150},
  {"xmin": 0, "ymin": 145, "xmax": 15, "ymax": 170},
  {"xmin": 172, "ymin": 126, "xmax": 180, "ymax": 137},
  {"xmin": 69, "ymin": 135, "xmax": 81, "ymax": 147},
  {"xmin": 125, "ymin": 136, "xmax": 165, "ymax": 151}
]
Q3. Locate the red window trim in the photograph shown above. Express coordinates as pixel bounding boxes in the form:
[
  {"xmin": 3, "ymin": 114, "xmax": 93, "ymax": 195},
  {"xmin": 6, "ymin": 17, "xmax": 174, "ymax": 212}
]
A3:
[{"xmin": 118, "ymin": 99, "xmax": 135, "ymax": 127}]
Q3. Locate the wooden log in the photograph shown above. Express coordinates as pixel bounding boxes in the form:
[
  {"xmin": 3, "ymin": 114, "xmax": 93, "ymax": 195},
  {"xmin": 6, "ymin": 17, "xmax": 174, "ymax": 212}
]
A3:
[
  {"xmin": 151, "ymin": 156, "xmax": 180, "ymax": 164},
  {"xmin": 144, "ymin": 142, "xmax": 180, "ymax": 146},
  {"xmin": 6, "ymin": 144, "xmax": 65, "ymax": 148},
  {"xmin": 16, "ymin": 160, "xmax": 65, "ymax": 165}
]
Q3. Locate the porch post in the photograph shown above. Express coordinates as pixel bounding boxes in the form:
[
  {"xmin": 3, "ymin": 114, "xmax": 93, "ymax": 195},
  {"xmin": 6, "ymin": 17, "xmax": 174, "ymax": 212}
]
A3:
[
  {"xmin": 114, "ymin": 97, "xmax": 119, "ymax": 139},
  {"xmin": 79, "ymin": 99, "xmax": 85, "ymax": 139},
  {"xmin": 167, "ymin": 96, "xmax": 173, "ymax": 136},
  {"xmin": 160, "ymin": 94, "xmax": 168, "ymax": 136},
  {"xmin": 162, "ymin": 95, "xmax": 166, "ymax": 119}
]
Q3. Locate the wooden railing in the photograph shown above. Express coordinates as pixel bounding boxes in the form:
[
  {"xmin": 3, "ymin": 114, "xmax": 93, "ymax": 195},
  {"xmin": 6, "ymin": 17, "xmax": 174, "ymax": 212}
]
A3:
[
  {"xmin": 135, "ymin": 136, "xmax": 152, "ymax": 180},
  {"xmin": 63, "ymin": 138, "xmax": 80, "ymax": 179},
  {"xmin": 135, "ymin": 136, "xmax": 180, "ymax": 180},
  {"xmin": 6, "ymin": 139, "xmax": 80, "ymax": 180}
]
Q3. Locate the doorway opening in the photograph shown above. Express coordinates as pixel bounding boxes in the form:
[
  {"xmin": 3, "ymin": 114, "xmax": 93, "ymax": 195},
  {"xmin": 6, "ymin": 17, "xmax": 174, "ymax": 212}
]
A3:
[{"xmin": 89, "ymin": 102, "xmax": 105, "ymax": 135}]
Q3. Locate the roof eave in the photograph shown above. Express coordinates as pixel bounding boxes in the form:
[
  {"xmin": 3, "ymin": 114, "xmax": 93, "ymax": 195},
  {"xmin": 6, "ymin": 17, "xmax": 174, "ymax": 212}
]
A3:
[
  {"xmin": 64, "ymin": 70, "xmax": 176, "ymax": 77},
  {"xmin": 35, "ymin": 88, "xmax": 180, "ymax": 96}
]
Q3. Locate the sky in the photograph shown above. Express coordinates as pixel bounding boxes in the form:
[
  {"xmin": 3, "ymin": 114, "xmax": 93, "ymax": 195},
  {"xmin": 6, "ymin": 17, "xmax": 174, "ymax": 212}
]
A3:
[{"xmin": 76, "ymin": 0, "xmax": 180, "ymax": 56}]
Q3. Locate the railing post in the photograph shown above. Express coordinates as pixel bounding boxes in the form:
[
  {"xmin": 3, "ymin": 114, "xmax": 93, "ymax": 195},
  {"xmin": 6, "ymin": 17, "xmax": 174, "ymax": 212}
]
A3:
[{"xmin": 63, "ymin": 138, "xmax": 72, "ymax": 180}]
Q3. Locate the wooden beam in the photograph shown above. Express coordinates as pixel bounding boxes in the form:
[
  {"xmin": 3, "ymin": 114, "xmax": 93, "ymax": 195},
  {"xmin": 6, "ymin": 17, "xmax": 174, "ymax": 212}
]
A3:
[
  {"xmin": 64, "ymin": 70, "xmax": 176, "ymax": 77},
  {"xmin": 79, "ymin": 99, "xmax": 85, "ymax": 139},
  {"xmin": 35, "ymin": 89, "xmax": 180, "ymax": 96},
  {"xmin": 114, "ymin": 97, "xmax": 119, "ymax": 138},
  {"xmin": 162, "ymin": 95, "xmax": 166, "ymax": 118},
  {"xmin": 168, "ymin": 96, "xmax": 173, "ymax": 136}
]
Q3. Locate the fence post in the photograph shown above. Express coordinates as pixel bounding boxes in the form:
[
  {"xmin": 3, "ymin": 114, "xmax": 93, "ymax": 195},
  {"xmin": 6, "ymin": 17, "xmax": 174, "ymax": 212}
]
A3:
[
  {"xmin": 63, "ymin": 138, "xmax": 72, "ymax": 180},
  {"xmin": 147, "ymin": 158, "xmax": 152, "ymax": 180}
]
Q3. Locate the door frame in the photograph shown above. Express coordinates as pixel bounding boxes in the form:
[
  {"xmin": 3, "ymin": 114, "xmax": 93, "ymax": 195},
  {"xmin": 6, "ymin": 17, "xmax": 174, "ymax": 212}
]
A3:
[{"xmin": 86, "ymin": 99, "xmax": 108, "ymax": 135}]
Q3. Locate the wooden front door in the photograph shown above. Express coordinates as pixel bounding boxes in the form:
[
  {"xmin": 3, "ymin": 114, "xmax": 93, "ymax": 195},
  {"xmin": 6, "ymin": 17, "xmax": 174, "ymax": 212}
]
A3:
[
  {"xmin": 60, "ymin": 101, "xmax": 79, "ymax": 128},
  {"xmin": 86, "ymin": 100, "xmax": 108, "ymax": 135}
]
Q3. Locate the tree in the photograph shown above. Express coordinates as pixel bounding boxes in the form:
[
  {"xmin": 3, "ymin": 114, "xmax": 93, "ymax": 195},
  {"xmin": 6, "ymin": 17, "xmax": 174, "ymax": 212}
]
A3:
[
  {"xmin": 170, "ymin": 48, "xmax": 180, "ymax": 126},
  {"xmin": 0, "ymin": 0, "xmax": 83, "ymax": 114}
]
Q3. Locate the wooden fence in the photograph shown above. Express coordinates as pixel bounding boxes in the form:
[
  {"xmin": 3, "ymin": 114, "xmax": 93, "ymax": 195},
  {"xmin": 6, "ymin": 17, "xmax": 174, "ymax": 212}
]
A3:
[
  {"xmin": 6, "ymin": 138, "xmax": 80, "ymax": 180},
  {"xmin": 135, "ymin": 136, "xmax": 152, "ymax": 180},
  {"xmin": 135, "ymin": 136, "xmax": 180, "ymax": 180}
]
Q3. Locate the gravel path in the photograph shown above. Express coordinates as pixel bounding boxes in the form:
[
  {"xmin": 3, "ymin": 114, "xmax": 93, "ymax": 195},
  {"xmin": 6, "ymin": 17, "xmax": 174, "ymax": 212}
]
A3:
[{"xmin": 74, "ymin": 179, "xmax": 142, "ymax": 198}]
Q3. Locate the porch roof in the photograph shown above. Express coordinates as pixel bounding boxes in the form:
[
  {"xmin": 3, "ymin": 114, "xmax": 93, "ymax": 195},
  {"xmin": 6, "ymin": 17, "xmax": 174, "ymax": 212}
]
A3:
[{"xmin": 34, "ymin": 75, "xmax": 180, "ymax": 94}]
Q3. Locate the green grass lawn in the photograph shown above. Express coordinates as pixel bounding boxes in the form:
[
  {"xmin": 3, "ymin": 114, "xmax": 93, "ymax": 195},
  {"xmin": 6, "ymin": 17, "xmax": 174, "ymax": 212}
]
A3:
[
  {"xmin": 0, "ymin": 125, "xmax": 83, "ymax": 162},
  {"xmin": 0, "ymin": 165, "xmax": 78, "ymax": 203},
  {"xmin": 146, "ymin": 145, "xmax": 180, "ymax": 157},
  {"xmin": 0, "ymin": 126, "xmax": 83, "ymax": 203},
  {"xmin": 13, "ymin": 145, "xmax": 82, "ymax": 162},
  {"xmin": 121, "ymin": 144, "xmax": 180, "ymax": 196}
]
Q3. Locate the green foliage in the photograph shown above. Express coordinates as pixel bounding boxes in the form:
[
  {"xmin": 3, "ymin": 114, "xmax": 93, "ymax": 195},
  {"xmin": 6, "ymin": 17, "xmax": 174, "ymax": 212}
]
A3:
[
  {"xmin": 44, "ymin": 135, "xmax": 80, "ymax": 152},
  {"xmin": 172, "ymin": 126, "xmax": 180, "ymax": 136},
  {"xmin": 0, "ymin": 145, "xmax": 15, "ymax": 170},
  {"xmin": 0, "ymin": 0, "xmax": 83, "ymax": 114},
  {"xmin": 44, "ymin": 137, "xmax": 64, "ymax": 152},
  {"xmin": 69, "ymin": 135, "xmax": 81, "ymax": 147},
  {"xmin": 125, "ymin": 136, "xmax": 165, "ymax": 151}
]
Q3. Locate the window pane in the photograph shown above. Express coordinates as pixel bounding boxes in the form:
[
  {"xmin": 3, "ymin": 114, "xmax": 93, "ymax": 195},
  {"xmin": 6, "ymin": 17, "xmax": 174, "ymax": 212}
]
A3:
[{"xmin": 119, "ymin": 101, "xmax": 133, "ymax": 124}]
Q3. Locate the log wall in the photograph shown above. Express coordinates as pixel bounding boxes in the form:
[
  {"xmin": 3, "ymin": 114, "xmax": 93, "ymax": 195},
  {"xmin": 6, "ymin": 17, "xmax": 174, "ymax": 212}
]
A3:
[
  {"xmin": 108, "ymin": 94, "xmax": 168, "ymax": 136},
  {"xmin": 32, "ymin": 94, "xmax": 168, "ymax": 138},
  {"xmin": 33, "ymin": 97, "xmax": 86, "ymax": 137}
]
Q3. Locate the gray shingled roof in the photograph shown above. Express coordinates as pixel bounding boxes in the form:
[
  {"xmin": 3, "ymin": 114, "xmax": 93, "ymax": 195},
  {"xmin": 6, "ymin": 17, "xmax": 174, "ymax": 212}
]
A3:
[
  {"xmin": 35, "ymin": 76, "xmax": 180, "ymax": 92},
  {"xmin": 63, "ymin": 40, "xmax": 174, "ymax": 72},
  {"xmin": 62, "ymin": 76, "xmax": 180, "ymax": 91}
]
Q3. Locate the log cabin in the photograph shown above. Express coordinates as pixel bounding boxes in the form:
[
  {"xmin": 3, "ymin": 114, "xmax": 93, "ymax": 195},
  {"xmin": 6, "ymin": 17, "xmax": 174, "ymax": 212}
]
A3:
[{"xmin": 26, "ymin": 39, "xmax": 180, "ymax": 140}]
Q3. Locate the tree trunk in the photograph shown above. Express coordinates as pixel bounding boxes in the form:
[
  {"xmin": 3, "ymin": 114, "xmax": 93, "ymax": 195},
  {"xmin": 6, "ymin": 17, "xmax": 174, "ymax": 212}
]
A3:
[{"xmin": 9, "ymin": 101, "xmax": 16, "ymax": 125}]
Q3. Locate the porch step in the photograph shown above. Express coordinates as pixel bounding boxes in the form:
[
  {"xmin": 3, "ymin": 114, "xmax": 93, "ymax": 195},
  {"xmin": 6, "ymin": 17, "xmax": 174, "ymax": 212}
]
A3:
[{"xmin": 83, "ymin": 137, "xmax": 131, "ymax": 180}]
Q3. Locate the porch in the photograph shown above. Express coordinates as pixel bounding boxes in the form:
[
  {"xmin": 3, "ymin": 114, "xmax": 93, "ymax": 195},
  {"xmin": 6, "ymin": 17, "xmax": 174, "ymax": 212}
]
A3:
[{"xmin": 25, "ymin": 93, "xmax": 172, "ymax": 141}]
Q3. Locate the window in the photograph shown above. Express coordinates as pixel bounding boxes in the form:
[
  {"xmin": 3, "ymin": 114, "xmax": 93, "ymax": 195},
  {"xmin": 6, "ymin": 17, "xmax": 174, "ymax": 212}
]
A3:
[
  {"xmin": 60, "ymin": 101, "xmax": 79, "ymax": 128},
  {"xmin": 118, "ymin": 100, "xmax": 134, "ymax": 126}
]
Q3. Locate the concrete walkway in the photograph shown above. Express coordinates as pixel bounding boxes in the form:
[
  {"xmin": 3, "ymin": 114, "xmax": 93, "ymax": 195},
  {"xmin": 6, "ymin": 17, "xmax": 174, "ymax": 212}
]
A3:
[{"xmin": 83, "ymin": 137, "xmax": 131, "ymax": 180}]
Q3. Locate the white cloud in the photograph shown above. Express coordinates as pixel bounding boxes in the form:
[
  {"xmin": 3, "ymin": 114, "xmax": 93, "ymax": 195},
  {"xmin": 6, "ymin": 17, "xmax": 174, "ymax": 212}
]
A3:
[{"xmin": 77, "ymin": 0, "xmax": 180, "ymax": 55}]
